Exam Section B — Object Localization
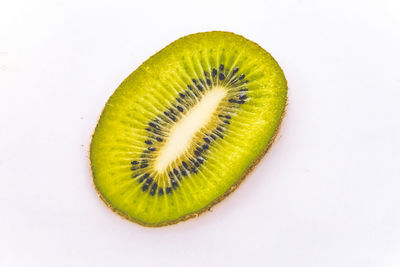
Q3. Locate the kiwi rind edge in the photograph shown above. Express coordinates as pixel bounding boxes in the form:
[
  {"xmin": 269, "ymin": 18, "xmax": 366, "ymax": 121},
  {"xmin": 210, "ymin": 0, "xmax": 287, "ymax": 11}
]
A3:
[{"xmin": 90, "ymin": 31, "xmax": 288, "ymax": 227}]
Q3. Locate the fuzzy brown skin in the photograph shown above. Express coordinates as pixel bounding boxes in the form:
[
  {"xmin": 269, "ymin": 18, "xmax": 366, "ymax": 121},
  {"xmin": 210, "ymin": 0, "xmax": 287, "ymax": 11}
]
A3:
[{"xmin": 90, "ymin": 98, "xmax": 287, "ymax": 227}]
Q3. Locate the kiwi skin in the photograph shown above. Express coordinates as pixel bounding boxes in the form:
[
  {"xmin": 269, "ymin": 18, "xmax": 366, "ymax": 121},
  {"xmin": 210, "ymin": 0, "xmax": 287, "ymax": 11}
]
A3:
[{"xmin": 90, "ymin": 31, "xmax": 288, "ymax": 227}]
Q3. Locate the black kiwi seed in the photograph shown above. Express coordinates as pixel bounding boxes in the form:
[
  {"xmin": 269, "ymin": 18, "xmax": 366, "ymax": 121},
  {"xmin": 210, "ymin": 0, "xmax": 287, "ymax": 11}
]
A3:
[
  {"xmin": 177, "ymin": 106, "xmax": 184, "ymax": 112},
  {"xmin": 150, "ymin": 183, "xmax": 158, "ymax": 196},
  {"xmin": 191, "ymin": 90, "xmax": 199, "ymax": 97},
  {"xmin": 169, "ymin": 108, "xmax": 176, "ymax": 115},
  {"xmin": 195, "ymin": 148, "xmax": 203, "ymax": 155},
  {"xmin": 232, "ymin": 67, "xmax": 239, "ymax": 75},
  {"xmin": 212, "ymin": 68, "xmax": 217, "ymax": 77},
  {"xmin": 219, "ymin": 64, "xmax": 224, "ymax": 71},
  {"xmin": 239, "ymin": 94, "xmax": 247, "ymax": 100},
  {"xmin": 192, "ymin": 79, "xmax": 197, "ymax": 84},
  {"xmin": 131, "ymin": 160, "xmax": 139, "ymax": 165},
  {"xmin": 202, "ymin": 144, "xmax": 209, "ymax": 150},
  {"xmin": 239, "ymin": 74, "xmax": 245, "ymax": 80},
  {"xmin": 148, "ymin": 147, "xmax": 156, "ymax": 151},
  {"xmin": 179, "ymin": 92, "xmax": 186, "ymax": 98},
  {"xmin": 146, "ymin": 128, "xmax": 162, "ymax": 136},
  {"xmin": 196, "ymin": 85, "xmax": 203, "ymax": 91},
  {"xmin": 171, "ymin": 179, "xmax": 179, "ymax": 189},
  {"xmin": 219, "ymin": 73, "xmax": 225, "ymax": 80},
  {"xmin": 145, "ymin": 140, "xmax": 153, "ymax": 145},
  {"xmin": 182, "ymin": 161, "xmax": 189, "ymax": 169},
  {"xmin": 156, "ymin": 137, "xmax": 163, "ymax": 142},
  {"xmin": 166, "ymin": 187, "xmax": 172, "ymax": 194},
  {"xmin": 215, "ymin": 131, "xmax": 223, "ymax": 138},
  {"xmin": 197, "ymin": 157, "xmax": 205, "ymax": 164},
  {"xmin": 142, "ymin": 184, "xmax": 149, "ymax": 192},
  {"xmin": 206, "ymin": 79, "xmax": 211, "ymax": 85},
  {"xmin": 179, "ymin": 166, "xmax": 187, "ymax": 176},
  {"xmin": 149, "ymin": 122, "xmax": 159, "ymax": 129},
  {"xmin": 203, "ymin": 137, "xmax": 211, "ymax": 143},
  {"xmin": 158, "ymin": 188, "xmax": 164, "ymax": 196},
  {"xmin": 141, "ymin": 173, "xmax": 150, "ymax": 181}
]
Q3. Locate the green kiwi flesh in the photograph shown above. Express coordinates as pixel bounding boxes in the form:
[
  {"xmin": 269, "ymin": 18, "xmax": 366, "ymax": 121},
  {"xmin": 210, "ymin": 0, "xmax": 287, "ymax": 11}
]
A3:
[{"xmin": 90, "ymin": 31, "xmax": 287, "ymax": 227}]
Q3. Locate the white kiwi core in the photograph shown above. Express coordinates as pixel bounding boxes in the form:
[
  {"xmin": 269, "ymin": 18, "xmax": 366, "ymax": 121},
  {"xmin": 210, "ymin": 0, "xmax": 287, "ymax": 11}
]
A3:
[{"xmin": 154, "ymin": 87, "xmax": 227, "ymax": 172}]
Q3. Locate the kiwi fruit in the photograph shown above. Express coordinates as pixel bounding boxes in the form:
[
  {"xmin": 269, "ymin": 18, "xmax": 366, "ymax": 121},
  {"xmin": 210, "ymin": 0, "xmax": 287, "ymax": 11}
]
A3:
[{"xmin": 90, "ymin": 31, "xmax": 287, "ymax": 227}]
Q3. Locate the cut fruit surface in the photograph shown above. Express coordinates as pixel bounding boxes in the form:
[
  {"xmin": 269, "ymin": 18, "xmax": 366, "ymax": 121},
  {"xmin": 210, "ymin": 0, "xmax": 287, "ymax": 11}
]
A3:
[{"xmin": 90, "ymin": 31, "xmax": 287, "ymax": 227}]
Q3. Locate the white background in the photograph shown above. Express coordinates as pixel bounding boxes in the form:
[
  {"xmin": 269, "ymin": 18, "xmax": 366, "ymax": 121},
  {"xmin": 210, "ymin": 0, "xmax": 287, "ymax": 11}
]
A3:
[{"xmin": 1, "ymin": 0, "xmax": 400, "ymax": 266}]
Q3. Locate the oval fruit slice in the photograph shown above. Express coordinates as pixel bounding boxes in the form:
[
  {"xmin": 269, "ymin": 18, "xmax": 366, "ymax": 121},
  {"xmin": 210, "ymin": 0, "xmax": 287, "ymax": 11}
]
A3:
[{"xmin": 90, "ymin": 31, "xmax": 287, "ymax": 227}]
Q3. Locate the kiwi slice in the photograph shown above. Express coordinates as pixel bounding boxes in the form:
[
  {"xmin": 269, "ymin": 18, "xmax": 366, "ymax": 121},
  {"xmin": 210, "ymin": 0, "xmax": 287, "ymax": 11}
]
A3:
[{"xmin": 90, "ymin": 31, "xmax": 287, "ymax": 227}]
